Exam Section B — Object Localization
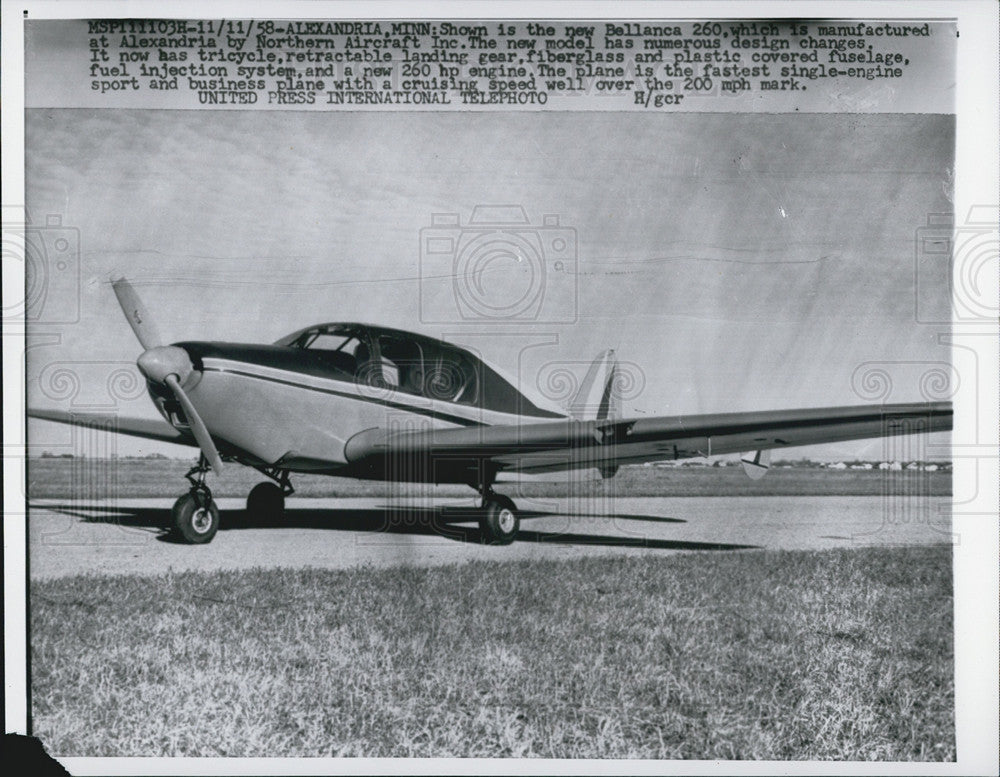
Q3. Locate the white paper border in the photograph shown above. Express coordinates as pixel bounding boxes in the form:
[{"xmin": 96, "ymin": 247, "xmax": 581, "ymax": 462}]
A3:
[{"xmin": 3, "ymin": 2, "xmax": 997, "ymax": 775}]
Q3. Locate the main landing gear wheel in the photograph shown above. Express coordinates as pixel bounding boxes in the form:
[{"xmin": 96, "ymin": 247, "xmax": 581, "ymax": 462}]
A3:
[
  {"xmin": 172, "ymin": 491, "xmax": 219, "ymax": 544},
  {"xmin": 246, "ymin": 481, "xmax": 286, "ymax": 523},
  {"xmin": 479, "ymin": 494, "xmax": 520, "ymax": 545}
]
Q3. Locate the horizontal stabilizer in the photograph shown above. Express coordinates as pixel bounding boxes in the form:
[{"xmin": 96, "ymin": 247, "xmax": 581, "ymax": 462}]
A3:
[{"xmin": 740, "ymin": 449, "xmax": 771, "ymax": 480}]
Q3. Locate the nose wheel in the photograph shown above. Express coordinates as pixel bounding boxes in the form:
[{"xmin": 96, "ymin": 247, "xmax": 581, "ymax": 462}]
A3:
[
  {"xmin": 172, "ymin": 489, "xmax": 219, "ymax": 544},
  {"xmin": 171, "ymin": 458, "xmax": 220, "ymax": 544}
]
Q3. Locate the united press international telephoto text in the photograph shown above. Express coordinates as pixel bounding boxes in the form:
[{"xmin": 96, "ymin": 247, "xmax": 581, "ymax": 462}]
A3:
[{"xmin": 74, "ymin": 19, "xmax": 947, "ymax": 110}]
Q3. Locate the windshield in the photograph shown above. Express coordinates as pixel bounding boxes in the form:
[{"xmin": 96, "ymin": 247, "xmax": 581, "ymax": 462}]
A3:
[
  {"xmin": 300, "ymin": 332, "xmax": 355, "ymax": 351},
  {"xmin": 276, "ymin": 325, "xmax": 358, "ymax": 351}
]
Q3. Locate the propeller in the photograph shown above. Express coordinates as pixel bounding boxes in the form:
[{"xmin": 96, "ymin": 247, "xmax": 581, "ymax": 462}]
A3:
[
  {"xmin": 112, "ymin": 278, "xmax": 224, "ymax": 474},
  {"xmin": 112, "ymin": 278, "xmax": 163, "ymax": 351}
]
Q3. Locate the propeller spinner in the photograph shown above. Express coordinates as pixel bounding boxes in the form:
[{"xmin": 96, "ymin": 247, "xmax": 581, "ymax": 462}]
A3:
[{"xmin": 112, "ymin": 278, "xmax": 224, "ymax": 474}]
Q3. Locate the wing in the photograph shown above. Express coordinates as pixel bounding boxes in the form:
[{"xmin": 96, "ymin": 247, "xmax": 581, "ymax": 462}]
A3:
[
  {"xmin": 28, "ymin": 408, "xmax": 194, "ymax": 446},
  {"xmin": 343, "ymin": 402, "xmax": 952, "ymax": 475}
]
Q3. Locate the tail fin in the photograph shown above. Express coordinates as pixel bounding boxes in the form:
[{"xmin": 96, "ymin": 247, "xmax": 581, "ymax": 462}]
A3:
[{"xmin": 569, "ymin": 349, "xmax": 620, "ymax": 422}]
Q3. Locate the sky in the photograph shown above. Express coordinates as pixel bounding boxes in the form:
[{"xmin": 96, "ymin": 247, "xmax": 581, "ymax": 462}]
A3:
[{"xmin": 24, "ymin": 108, "xmax": 954, "ymax": 460}]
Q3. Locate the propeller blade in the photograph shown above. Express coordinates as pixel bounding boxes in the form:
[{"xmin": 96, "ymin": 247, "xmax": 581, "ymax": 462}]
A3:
[
  {"xmin": 112, "ymin": 278, "xmax": 163, "ymax": 351},
  {"xmin": 165, "ymin": 374, "xmax": 224, "ymax": 475}
]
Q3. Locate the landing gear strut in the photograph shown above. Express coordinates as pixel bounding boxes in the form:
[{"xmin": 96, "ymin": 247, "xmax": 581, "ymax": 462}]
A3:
[
  {"xmin": 172, "ymin": 456, "xmax": 219, "ymax": 544},
  {"xmin": 246, "ymin": 468, "xmax": 293, "ymax": 524},
  {"xmin": 475, "ymin": 469, "xmax": 520, "ymax": 545}
]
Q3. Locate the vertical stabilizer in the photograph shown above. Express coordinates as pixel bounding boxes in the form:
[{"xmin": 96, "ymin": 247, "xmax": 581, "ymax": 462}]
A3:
[{"xmin": 569, "ymin": 349, "xmax": 621, "ymax": 422}]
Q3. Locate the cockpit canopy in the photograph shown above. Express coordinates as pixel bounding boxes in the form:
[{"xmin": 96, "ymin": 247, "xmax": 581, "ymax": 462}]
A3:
[
  {"xmin": 275, "ymin": 323, "xmax": 480, "ymax": 404},
  {"xmin": 274, "ymin": 323, "xmax": 563, "ymax": 418}
]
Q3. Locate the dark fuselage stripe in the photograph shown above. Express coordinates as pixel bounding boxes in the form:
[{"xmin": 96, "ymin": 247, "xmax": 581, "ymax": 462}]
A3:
[{"xmin": 202, "ymin": 366, "xmax": 485, "ymax": 427}]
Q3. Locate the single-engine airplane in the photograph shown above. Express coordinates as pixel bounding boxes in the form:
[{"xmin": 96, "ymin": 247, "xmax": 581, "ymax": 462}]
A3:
[{"xmin": 29, "ymin": 279, "xmax": 953, "ymax": 545}]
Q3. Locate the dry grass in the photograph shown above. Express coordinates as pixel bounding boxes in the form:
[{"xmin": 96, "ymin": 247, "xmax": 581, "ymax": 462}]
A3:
[{"xmin": 31, "ymin": 546, "xmax": 954, "ymax": 759}]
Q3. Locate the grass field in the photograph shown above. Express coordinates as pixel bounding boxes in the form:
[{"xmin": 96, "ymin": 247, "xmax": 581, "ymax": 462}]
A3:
[
  {"xmin": 26, "ymin": 458, "xmax": 952, "ymax": 499},
  {"xmin": 30, "ymin": 545, "xmax": 954, "ymax": 759}
]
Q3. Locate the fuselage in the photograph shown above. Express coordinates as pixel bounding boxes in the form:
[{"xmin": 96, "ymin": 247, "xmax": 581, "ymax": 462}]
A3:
[{"xmin": 145, "ymin": 323, "xmax": 567, "ymax": 479}]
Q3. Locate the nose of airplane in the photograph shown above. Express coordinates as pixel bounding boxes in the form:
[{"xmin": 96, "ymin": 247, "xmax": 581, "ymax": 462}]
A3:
[{"xmin": 136, "ymin": 345, "xmax": 194, "ymax": 386}]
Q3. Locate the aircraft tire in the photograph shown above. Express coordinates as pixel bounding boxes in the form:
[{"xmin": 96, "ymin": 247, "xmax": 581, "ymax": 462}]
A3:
[
  {"xmin": 172, "ymin": 492, "xmax": 219, "ymax": 544},
  {"xmin": 480, "ymin": 495, "xmax": 519, "ymax": 545},
  {"xmin": 246, "ymin": 482, "xmax": 285, "ymax": 524}
]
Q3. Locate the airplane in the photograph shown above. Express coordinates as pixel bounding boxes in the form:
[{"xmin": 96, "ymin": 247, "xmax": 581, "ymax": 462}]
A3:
[{"xmin": 28, "ymin": 279, "xmax": 953, "ymax": 545}]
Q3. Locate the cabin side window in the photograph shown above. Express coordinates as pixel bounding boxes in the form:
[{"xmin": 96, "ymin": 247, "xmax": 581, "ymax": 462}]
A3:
[
  {"xmin": 423, "ymin": 345, "xmax": 478, "ymax": 405},
  {"xmin": 376, "ymin": 334, "xmax": 478, "ymax": 405}
]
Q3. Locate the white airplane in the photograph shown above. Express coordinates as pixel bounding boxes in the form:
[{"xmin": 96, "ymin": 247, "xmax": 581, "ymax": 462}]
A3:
[{"xmin": 29, "ymin": 279, "xmax": 952, "ymax": 545}]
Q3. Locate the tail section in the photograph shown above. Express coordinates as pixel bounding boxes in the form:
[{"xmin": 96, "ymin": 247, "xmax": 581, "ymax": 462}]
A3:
[{"xmin": 569, "ymin": 349, "xmax": 620, "ymax": 422}]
